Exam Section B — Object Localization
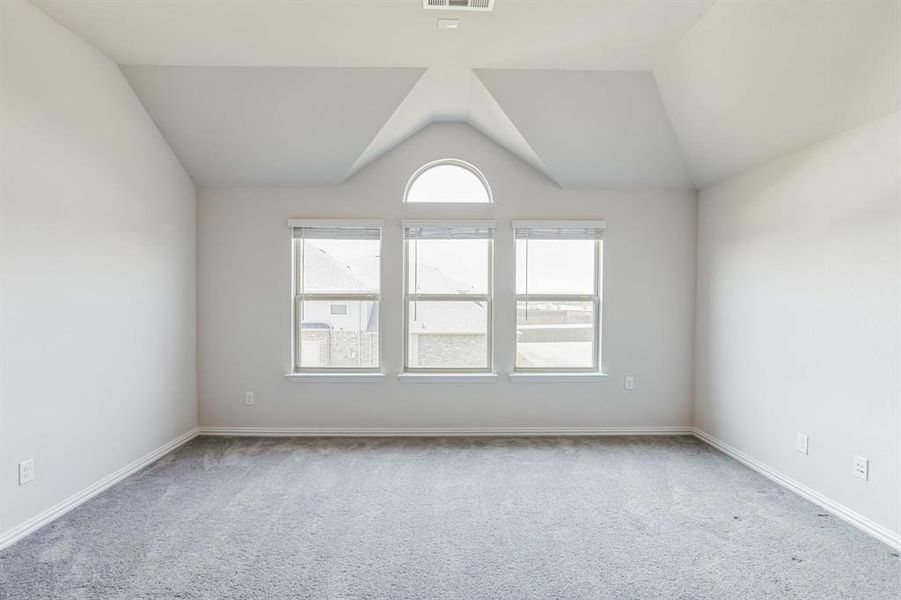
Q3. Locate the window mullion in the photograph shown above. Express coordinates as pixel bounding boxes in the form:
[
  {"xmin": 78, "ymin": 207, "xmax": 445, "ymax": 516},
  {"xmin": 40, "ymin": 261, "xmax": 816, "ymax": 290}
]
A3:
[
  {"xmin": 593, "ymin": 239, "xmax": 601, "ymax": 371},
  {"xmin": 515, "ymin": 294, "xmax": 597, "ymax": 302},
  {"xmin": 406, "ymin": 294, "xmax": 490, "ymax": 302},
  {"xmin": 297, "ymin": 293, "xmax": 380, "ymax": 301}
]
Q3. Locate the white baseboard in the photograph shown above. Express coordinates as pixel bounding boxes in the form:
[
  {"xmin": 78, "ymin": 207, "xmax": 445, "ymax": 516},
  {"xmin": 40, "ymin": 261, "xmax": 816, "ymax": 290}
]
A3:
[
  {"xmin": 198, "ymin": 426, "xmax": 693, "ymax": 437},
  {"xmin": 691, "ymin": 428, "xmax": 901, "ymax": 551},
  {"xmin": 0, "ymin": 427, "xmax": 199, "ymax": 551},
  {"xmin": 6, "ymin": 425, "xmax": 895, "ymax": 553}
]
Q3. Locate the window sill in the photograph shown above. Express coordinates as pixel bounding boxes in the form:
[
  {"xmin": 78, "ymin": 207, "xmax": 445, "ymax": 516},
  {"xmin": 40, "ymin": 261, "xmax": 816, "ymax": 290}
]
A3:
[
  {"xmin": 508, "ymin": 372, "xmax": 607, "ymax": 383},
  {"xmin": 285, "ymin": 373, "xmax": 385, "ymax": 383},
  {"xmin": 397, "ymin": 373, "xmax": 498, "ymax": 383}
]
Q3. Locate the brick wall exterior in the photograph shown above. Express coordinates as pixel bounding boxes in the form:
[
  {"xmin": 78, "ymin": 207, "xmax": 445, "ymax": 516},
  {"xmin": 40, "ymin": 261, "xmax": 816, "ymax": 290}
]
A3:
[
  {"xmin": 300, "ymin": 330, "xmax": 379, "ymax": 367},
  {"xmin": 410, "ymin": 333, "xmax": 486, "ymax": 369}
]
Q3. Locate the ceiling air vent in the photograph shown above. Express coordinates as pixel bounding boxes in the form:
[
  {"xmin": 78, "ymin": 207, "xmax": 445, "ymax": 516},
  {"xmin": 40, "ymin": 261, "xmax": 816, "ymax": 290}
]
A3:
[{"xmin": 423, "ymin": 0, "xmax": 494, "ymax": 12}]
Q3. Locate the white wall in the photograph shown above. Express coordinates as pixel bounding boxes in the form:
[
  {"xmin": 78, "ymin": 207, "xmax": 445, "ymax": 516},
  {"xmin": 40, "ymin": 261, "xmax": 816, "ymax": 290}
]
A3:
[
  {"xmin": 695, "ymin": 112, "xmax": 901, "ymax": 536},
  {"xmin": 654, "ymin": 0, "xmax": 901, "ymax": 185},
  {"xmin": 0, "ymin": 1, "xmax": 197, "ymax": 537},
  {"xmin": 198, "ymin": 123, "xmax": 696, "ymax": 430}
]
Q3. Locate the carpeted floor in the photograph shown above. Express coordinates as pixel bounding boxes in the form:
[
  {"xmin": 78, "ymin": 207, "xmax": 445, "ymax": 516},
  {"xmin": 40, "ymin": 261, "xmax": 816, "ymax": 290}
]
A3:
[{"xmin": 0, "ymin": 436, "xmax": 898, "ymax": 599}]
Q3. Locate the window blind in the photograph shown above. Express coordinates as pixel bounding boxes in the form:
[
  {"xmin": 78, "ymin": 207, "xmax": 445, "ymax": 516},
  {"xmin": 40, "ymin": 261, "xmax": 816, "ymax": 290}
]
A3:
[
  {"xmin": 289, "ymin": 219, "xmax": 382, "ymax": 240},
  {"xmin": 402, "ymin": 220, "xmax": 495, "ymax": 240},
  {"xmin": 513, "ymin": 220, "xmax": 606, "ymax": 240}
]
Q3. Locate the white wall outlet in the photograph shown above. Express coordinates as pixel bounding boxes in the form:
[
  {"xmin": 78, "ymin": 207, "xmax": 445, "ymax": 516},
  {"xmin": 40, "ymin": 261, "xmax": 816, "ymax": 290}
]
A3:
[
  {"xmin": 796, "ymin": 433, "xmax": 809, "ymax": 455},
  {"xmin": 18, "ymin": 459, "xmax": 35, "ymax": 485},
  {"xmin": 624, "ymin": 376, "xmax": 635, "ymax": 390},
  {"xmin": 853, "ymin": 455, "xmax": 869, "ymax": 481},
  {"xmin": 245, "ymin": 392, "xmax": 255, "ymax": 406}
]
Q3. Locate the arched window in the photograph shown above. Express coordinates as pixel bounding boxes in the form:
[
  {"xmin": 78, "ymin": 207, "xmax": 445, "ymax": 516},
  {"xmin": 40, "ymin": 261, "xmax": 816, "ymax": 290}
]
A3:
[{"xmin": 404, "ymin": 159, "xmax": 492, "ymax": 203}]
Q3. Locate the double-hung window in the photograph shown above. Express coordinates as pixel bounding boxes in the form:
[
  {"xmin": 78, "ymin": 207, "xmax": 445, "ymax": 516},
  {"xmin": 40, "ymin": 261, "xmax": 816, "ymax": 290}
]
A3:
[
  {"xmin": 514, "ymin": 220, "xmax": 605, "ymax": 372},
  {"xmin": 402, "ymin": 220, "xmax": 495, "ymax": 372},
  {"xmin": 291, "ymin": 220, "xmax": 382, "ymax": 372}
]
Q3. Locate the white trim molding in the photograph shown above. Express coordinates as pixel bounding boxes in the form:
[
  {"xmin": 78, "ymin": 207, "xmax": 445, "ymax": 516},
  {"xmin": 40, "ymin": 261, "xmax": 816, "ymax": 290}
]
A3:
[
  {"xmin": 285, "ymin": 373, "xmax": 385, "ymax": 383},
  {"xmin": 397, "ymin": 373, "xmax": 498, "ymax": 383},
  {"xmin": 287, "ymin": 218, "xmax": 383, "ymax": 229},
  {"xmin": 0, "ymin": 428, "xmax": 199, "ymax": 551},
  {"xmin": 512, "ymin": 219, "xmax": 607, "ymax": 231},
  {"xmin": 508, "ymin": 372, "xmax": 607, "ymax": 383},
  {"xmin": 198, "ymin": 426, "xmax": 691, "ymax": 437},
  {"xmin": 691, "ymin": 428, "xmax": 901, "ymax": 551},
  {"xmin": 7, "ymin": 425, "xmax": 895, "ymax": 554},
  {"xmin": 403, "ymin": 158, "xmax": 493, "ymax": 204},
  {"xmin": 400, "ymin": 219, "xmax": 497, "ymax": 229}
]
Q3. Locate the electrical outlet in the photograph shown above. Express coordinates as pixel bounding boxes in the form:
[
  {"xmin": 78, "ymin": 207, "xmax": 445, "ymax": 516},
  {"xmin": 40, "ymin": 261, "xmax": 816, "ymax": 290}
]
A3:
[
  {"xmin": 245, "ymin": 392, "xmax": 255, "ymax": 406},
  {"xmin": 624, "ymin": 376, "xmax": 635, "ymax": 391},
  {"xmin": 18, "ymin": 459, "xmax": 35, "ymax": 485},
  {"xmin": 853, "ymin": 456, "xmax": 869, "ymax": 481},
  {"xmin": 796, "ymin": 433, "xmax": 809, "ymax": 455}
]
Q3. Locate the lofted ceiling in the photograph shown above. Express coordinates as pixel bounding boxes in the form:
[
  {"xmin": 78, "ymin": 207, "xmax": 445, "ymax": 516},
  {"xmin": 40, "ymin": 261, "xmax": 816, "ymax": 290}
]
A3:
[
  {"xmin": 654, "ymin": 0, "xmax": 901, "ymax": 186},
  {"xmin": 476, "ymin": 69, "xmax": 692, "ymax": 188},
  {"xmin": 31, "ymin": 0, "xmax": 901, "ymax": 189},
  {"xmin": 28, "ymin": 0, "xmax": 714, "ymax": 70},
  {"xmin": 347, "ymin": 67, "xmax": 547, "ymax": 181},
  {"xmin": 121, "ymin": 66, "xmax": 424, "ymax": 186}
]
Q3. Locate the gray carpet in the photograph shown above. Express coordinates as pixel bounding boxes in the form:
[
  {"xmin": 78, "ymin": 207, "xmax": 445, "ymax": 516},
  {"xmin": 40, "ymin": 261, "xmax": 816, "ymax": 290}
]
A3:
[{"xmin": 1, "ymin": 436, "xmax": 898, "ymax": 599}]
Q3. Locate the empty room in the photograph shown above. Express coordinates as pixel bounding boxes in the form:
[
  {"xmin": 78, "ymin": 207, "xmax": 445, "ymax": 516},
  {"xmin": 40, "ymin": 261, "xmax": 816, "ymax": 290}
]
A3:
[{"xmin": 1, "ymin": 0, "xmax": 899, "ymax": 598}]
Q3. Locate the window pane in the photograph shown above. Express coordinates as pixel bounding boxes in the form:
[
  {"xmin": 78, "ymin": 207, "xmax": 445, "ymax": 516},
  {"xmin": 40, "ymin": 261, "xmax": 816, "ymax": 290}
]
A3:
[
  {"xmin": 298, "ymin": 300, "xmax": 379, "ymax": 368},
  {"xmin": 406, "ymin": 163, "xmax": 490, "ymax": 203},
  {"xmin": 515, "ymin": 301, "xmax": 594, "ymax": 369},
  {"xmin": 407, "ymin": 301, "xmax": 488, "ymax": 369},
  {"xmin": 298, "ymin": 238, "xmax": 380, "ymax": 294},
  {"xmin": 407, "ymin": 239, "xmax": 489, "ymax": 295},
  {"xmin": 515, "ymin": 239, "xmax": 595, "ymax": 294}
]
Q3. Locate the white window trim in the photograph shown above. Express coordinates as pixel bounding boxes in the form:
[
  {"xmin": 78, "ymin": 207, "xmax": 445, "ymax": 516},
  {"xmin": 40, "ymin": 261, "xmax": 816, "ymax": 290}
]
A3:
[
  {"xmin": 403, "ymin": 158, "xmax": 493, "ymax": 204},
  {"xmin": 285, "ymin": 372, "xmax": 386, "ymax": 383},
  {"xmin": 508, "ymin": 372, "xmax": 607, "ymax": 383},
  {"xmin": 513, "ymin": 221, "xmax": 604, "ymax": 374},
  {"xmin": 397, "ymin": 373, "xmax": 498, "ymax": 383},
  {"xmin": 288, "ymin": 219, "xmax": 384, "ymax": 229},
  {"xmin": 291, "ymin": 219, "xmax": 383, "ymax": 374},
  {"xmin": 400, "ymin": 219, "xmax": 497, "ymax": 230},
  {"xmin": 511, "ymin": 219, "xmax": 607, "ymax": 231},
  {"xmin": 402, "ymin": 221, "xmax": 495, "ymax": 373}
]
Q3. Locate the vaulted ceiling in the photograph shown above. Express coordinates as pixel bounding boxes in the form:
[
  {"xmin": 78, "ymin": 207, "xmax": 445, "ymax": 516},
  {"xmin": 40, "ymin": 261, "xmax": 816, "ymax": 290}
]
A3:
[
  {"xmin": 121, "ymin": 66, "xmax": 425, "ymax": 186},
  {"xmin": 32, "ymin": 0, "xmax": 901, "ymax": 189}
]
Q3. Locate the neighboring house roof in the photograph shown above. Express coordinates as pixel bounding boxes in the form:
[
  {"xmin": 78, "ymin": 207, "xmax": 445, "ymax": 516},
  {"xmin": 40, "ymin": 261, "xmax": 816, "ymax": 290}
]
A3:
[
  {"xmin": 409, "ymin": 256, "xmax": 486, "ymax": 334},
  {"xmin": 302, "ymin": 246, "xmax": 378, "ymax": 331},
  {"xmin": 304, "ymin": 243, "xmax": 484, "ymax": 334},
  {"xmin": 305, "ymin": 239, "xmax": 476, "ymax": 297},
  {"xmin": 411, "ymin": 263, "xmax": 477, "ymax": 295},
  {"xmin": 302, "ymin": 244, "xmax": 371, "ymax": 293}
]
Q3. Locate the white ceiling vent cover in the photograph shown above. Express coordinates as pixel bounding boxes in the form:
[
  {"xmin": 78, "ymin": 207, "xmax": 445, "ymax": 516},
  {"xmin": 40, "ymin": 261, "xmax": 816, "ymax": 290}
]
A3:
[{"xmin": 423, "ymin": 0, "xmax": 494, "ymax": 12}]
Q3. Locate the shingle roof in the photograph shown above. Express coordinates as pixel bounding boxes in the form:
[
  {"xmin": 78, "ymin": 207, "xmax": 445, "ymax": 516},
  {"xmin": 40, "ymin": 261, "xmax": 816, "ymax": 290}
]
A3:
[
  {"xmin": 301, "ymin": 246, "xmax": 371, "ymax": 293},
  {"xmin": 304, "ymin": 245, "xmax": 484, "ymax": 334}
]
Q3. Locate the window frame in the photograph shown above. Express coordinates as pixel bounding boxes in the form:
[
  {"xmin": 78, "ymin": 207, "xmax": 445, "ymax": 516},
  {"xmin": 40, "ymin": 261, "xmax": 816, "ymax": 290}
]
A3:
[
  {"xmin": 290, "ymin": 219, "xmax": 383, "ymax": 374},
  {"xmin": 513, "ymin": 221, "xmax": 604, "ymax": 374},
  {"xmin": 402, "ymin": 220, "xmax": 495, "ymax": 373},
  {"xmin": 403, "ymin": 158, "xmax": 493, "ymax": 204}
]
